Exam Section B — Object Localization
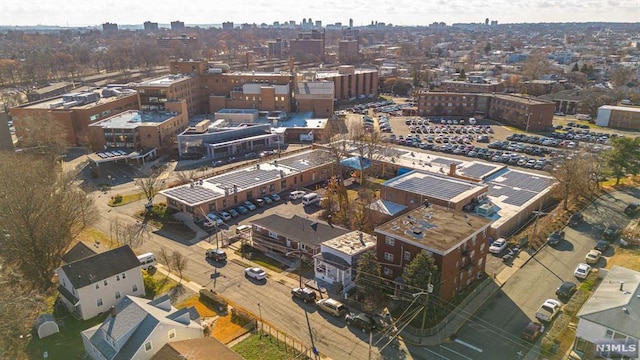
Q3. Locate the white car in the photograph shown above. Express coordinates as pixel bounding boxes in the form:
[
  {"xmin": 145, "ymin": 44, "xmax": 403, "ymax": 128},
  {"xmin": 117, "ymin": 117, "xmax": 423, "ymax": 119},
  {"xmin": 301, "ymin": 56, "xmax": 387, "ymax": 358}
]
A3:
[
  {"xmin": 585, "ymin": 250, "xmax": 601, "ymax": 265},
  {"xmin": 244, "ymin": 267, "xmax": 266, "ymax": 281},
  {"xmin": 489, "ymin": 238, "xmax": 508, "ymax": 254},
  {"xmin": 574, "ymin": 263, "xmax": 592, "ymax": 279},
  {"xmin": 289, "ymin": 190, "xmax": 306, "ymax": 200}
]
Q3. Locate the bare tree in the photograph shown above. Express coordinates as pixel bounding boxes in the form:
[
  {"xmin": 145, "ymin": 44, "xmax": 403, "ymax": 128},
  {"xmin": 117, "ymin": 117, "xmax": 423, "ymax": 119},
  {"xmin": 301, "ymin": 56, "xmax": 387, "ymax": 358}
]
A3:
[
  {"xmin": 0, "ymin": 153, "xmax": 97, "ymax": 289},
  {"xmin": 522, "ymin": 53, "xmax": 553, "ymax": 80},
  {"xmin": 158, "ymin": 247, "xmax": 172, "ymax": 274},
  {"xmin": 549, "ymin": 151, "xmax": 593, "ymax": 209},
  {"xmin": 109, "ymin": 217, "xmax": 150, "ymax": 249},
  {"xmin": 171, "ymin": 251, "xmax": 188, "ymax": 283},
  {"xmin": 175, "ymin": 169, "xmax": 198, "ymax": 185},
  {"xmin": 135, "ymin": 166, "xmax": 165, "ymax": 205}
]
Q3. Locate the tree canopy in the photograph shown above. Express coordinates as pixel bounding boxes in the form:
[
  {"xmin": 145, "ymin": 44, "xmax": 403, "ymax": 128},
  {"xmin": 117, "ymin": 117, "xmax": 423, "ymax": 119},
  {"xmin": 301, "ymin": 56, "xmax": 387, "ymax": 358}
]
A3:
[
  {"xmin": 402, "ymin": 251, "xmax": 439, "ymax": 292},
  {"xmin": 604, "ymin": 137, "xmax": 640, "ymax": 185}
]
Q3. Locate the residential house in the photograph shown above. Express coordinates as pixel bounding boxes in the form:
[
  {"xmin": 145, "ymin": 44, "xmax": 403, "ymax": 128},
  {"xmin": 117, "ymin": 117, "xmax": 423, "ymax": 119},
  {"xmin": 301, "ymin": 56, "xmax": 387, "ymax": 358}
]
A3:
[
  {"xmin": 250, "ymin": 214, "xmax": 350, "ymax": 259},
  {"xmin": 82, "ymin": 294, "xmax": 204, "ymax": 360},
  {"xmin": 57, "ymin": 245, "xmax": 145, "ymax": 320},
  {"xmin": 374, "ymin": 204, "xmax": 493, "ymax": 302},
  {"xmin": 313, "ymin": 230, "xmax": 376, "ymax": 292},
  {"xmin": 152, "ymin": 337, "xmax": 245, "ymax": 360},
  {"xmin": 574, "ymin": 266, "xmax": 640, "ymax": 359}
]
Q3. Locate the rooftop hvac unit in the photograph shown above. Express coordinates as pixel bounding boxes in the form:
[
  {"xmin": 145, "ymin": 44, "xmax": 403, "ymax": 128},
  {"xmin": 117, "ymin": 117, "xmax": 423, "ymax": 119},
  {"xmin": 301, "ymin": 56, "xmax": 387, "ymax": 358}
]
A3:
[{"xmin": 476, "ymin": 203, "xmax": 496, "ymax": 217}]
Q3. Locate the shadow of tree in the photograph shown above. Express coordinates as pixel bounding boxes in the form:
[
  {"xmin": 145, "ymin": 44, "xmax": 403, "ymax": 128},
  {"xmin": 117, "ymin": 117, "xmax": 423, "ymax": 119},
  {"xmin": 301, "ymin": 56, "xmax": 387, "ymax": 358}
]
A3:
[{"xmin": 168, "ymin": 284, "xmax": 186, "ymax": 303}]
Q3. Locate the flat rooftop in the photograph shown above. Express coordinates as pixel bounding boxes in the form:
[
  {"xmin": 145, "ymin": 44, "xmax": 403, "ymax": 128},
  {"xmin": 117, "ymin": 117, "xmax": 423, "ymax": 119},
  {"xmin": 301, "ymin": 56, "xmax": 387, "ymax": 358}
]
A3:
[
  {"xmin": 383, "ymin": 170, "xmax": 487, "ymax": 204},
  {"xmin": 138, "ymin": 74, "xmax": 193, "ymax": 87},
  {"xmin": 375, "ymin": 204, "xmax": 493, "ymax": 255},
  {"xmin": 315, "ymin": 69, "xmax": 376, "ymax": 78},
  {"xmin": 216, "ymin": 109, "xmax": 259, "ymax": 115},
  {"xmin": 160, "ymin": 149, "xmax": 332, "ymax": 206},
  {"xmin": 16, "ymin": 89, "xmax": 136, "ymax": 110},
  {"xmin": 323, "ymin": 231, "xmax": 376, "ymax": 256},
  {"xmin": 601, "ymin": 105, "xmax": 640, "ymax": 113},
  {"xmin": 90, "ymin": 110, "xmax": 177, "ymax": 129}
]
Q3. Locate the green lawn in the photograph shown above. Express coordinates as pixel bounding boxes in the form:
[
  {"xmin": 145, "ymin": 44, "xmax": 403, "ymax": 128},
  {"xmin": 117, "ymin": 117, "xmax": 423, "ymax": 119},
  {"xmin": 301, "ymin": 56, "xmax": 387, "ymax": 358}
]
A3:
[
  {"xmin": 232, "ymin": 333, "xmax": 310, "ymax": 360},
  {"xmin": 25, "ymin": 312, "xmax": 108, "ymax": 360}
]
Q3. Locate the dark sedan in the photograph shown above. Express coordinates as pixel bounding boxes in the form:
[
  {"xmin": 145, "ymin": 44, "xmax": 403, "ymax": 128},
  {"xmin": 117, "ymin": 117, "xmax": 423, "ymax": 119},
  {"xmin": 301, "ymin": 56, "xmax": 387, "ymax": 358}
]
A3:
[{"xmin": 345, "ymin": 313, "xmax": 376, "ymax": 333}]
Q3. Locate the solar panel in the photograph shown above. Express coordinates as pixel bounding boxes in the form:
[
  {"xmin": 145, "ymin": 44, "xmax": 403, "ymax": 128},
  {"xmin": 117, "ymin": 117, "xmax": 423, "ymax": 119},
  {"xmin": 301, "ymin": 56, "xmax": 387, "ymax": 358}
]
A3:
[
  {"xmin": 97, "ymin": 153, "xmax": 106, "ymax": 158},
  {"xmin": 486, "ymin": 169, "xmax": 553, "ymax": 206},
  {"xmin": 163, "ymin": 186, "xmax": 223, "ymax": 206},
  {"xmin": 388, "ymin": 173, "xmax": 478, "ymax": 201},
  {"xmin": 207, "ymin": 169, "xmax": 282, "ymax": 190},
  {"xmin": 460, "ymin": 163, "xmax": 498, "ymax": 179},
  {"xmin": 430, "ymin": 157, "xmax": 463, "ymax": 166},
  {"xmin": 116, "ymin": 150, "xmax": 127, "ymax": 155},
  {"xmin": 277, "ymin": 150, "xmax": 333, "ymax": 171}
]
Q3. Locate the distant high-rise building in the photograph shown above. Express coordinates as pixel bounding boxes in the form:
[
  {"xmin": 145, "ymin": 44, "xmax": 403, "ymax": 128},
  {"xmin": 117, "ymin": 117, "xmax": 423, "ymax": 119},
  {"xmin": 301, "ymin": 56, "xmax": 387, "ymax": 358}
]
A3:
[
  {"xmin": 349, "ymin": 18, "xmax": 353, "ymax": 28},
  {"xmin": 222, "ymin": 22, "xmax": 234, "ymax": 30},
  {"xmin": 485, "ymin": 18, "xmax": 489, "ymax": 26},
  {"xmin": 315, "ymin": 20, "xmax": 322, "ymax": 28},
  {"xmin": 143, "ymin": 21, "xmax": 159, "ymax": 32},
  {"xmin": 289, "ymin": 30, "xmax": 325, "ymax": 60},
  {"xmin": 491, "ymin": 20, "xmax": 498, "ymax": 26},
  {"xmin": 102, "ymin": 22, "xmax": 118, "ymax": 32},
  {"xmin": 171, "ymin": 21, "xmax": 185, "ymax": 31},
  {"xmin": 268, "ymin": 38, "xmax": 284, "ymax": 59}
]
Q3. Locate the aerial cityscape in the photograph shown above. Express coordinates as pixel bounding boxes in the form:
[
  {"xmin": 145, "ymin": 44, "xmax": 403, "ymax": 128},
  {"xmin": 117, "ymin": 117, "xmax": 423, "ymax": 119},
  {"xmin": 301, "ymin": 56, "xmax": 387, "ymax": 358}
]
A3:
[{"xmin": 0, "ymin": 12, "xmax": 639, "ymax": 360}]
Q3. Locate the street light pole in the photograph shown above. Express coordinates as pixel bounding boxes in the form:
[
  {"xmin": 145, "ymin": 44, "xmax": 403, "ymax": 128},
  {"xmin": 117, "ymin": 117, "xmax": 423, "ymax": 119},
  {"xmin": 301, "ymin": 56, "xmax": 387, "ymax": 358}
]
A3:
[
  {"xmin": 418, "ymin": 272, "xmax": 433, "ymax": 343},
  {"xmin": 257, "ymin": 302, "xmax": 263, "ymax": 336}
]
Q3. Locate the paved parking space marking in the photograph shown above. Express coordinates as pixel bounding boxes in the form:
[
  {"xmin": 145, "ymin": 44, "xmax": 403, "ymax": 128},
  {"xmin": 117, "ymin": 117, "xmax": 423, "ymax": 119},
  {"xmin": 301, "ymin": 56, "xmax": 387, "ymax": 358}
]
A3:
[
  {"xmin": 441, "ymin": 345, "xmax": 474, "ymax": 359},
  {"xmin": 454, "ymin": 338, "xmax": 483, "ymax": 352}
]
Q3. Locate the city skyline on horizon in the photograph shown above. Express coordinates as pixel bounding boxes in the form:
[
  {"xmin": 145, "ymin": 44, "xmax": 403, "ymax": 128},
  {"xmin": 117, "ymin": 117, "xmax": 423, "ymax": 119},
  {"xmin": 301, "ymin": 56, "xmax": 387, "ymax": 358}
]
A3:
[{"xmin": 1, "ymin": 0, "xmax": 638, "ymax": 28}]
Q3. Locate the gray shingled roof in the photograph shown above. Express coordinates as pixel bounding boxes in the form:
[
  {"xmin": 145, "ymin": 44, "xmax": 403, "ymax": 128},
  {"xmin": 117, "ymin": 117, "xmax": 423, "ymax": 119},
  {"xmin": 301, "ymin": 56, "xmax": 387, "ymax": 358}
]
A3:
[
  {"xmin": 61, "ymin": 245, "xmax": 140, "ymax": 289},
  {"xmin": 251, "ymin": 214, "xmax": 349, "ymax": 246},
  {"xmin": 62, "ymin": 242, "xmax": 97, "ymax": 264}
]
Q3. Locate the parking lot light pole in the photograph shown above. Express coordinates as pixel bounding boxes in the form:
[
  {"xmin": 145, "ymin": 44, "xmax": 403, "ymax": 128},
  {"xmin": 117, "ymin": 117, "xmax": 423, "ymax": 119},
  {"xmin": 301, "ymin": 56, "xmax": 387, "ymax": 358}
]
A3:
[{"xmin": 257, "ymin": 302, "xmax": 263, "ymax": 336}]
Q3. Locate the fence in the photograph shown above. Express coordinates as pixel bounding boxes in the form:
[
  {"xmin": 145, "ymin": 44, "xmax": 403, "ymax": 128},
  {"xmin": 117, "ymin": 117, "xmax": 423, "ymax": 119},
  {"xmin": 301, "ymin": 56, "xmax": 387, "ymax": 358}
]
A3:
[{"xmin": 258, "ymin": 321, "xmax": 315, "ymax": 360}]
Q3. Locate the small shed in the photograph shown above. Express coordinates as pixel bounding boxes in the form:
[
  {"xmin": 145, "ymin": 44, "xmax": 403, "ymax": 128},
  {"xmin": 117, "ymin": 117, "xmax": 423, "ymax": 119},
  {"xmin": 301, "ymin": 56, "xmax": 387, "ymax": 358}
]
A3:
[{"xmin": 35, "ymin": 314, "xmax": 59, "ymax": 339}]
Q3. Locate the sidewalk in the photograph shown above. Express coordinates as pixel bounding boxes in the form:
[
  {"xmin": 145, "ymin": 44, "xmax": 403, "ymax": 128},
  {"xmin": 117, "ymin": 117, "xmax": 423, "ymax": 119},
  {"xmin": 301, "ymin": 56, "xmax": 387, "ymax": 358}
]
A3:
[{"xmin": 401, "ymin": 250, "xmax": 531, "ymax": 346}]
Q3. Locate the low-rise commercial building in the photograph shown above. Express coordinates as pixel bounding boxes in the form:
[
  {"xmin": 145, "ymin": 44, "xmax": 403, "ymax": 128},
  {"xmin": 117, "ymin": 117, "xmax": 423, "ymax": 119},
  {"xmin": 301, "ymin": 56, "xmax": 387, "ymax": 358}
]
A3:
[{"xmin": 596, "ymin": 105, "xmax": 640, "ymax": 130}]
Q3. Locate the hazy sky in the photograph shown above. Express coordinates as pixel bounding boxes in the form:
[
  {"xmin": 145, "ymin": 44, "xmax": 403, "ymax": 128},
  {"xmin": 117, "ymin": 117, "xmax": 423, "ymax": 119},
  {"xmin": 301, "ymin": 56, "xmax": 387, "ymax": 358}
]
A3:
[{"xmin": 1, "ymin": 0, "xmax": 638, "ymax": 27}]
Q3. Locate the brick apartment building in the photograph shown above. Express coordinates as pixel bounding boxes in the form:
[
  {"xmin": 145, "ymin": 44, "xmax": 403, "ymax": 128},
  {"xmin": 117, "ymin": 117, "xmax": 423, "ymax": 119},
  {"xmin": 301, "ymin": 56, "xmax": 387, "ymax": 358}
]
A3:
[
  {"xmin": 440, "ymin": 80, "xmax": 504, "ymax": 93},
  {"xmin": 416, "ymin": 91, "xmax": 554, "ymax": 131},
  {"xmin": 289, "ymin": 30, "xmax": 325, "ymax": 59},
  {"xmin": 137, "ymin": 73, "xmax": 205, "ymax": 118},
  {"xmin": 315, "ymin": 66, "xmax": 378, "ymax": 101},
  {"xmin": 375, "ymin": 204, "xmax": 493, "ymax": 302}
]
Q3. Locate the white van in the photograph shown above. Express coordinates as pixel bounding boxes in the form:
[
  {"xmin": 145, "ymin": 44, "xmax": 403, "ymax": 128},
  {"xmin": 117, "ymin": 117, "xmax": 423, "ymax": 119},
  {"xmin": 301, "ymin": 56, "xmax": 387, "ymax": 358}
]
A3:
[
  {"xmin": 468, "ymin": 117, "xmax": 477, "ymax": 125},
  {"xmin": 302, "ymin": 192, "xmax": 320, "ymax": 206},
  {"xmin": 137, "ymin": 252, "xmax": 157, "ymax": 270}
]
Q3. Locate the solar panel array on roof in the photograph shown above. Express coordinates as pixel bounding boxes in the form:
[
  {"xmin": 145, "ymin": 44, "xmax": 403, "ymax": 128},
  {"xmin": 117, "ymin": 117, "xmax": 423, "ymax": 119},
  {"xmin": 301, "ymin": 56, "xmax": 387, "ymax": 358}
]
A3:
[
  {"xmin": 431, "ymin": 157, "xmax": 463, "ymax": 166},
  {"xmin": 460, "ymin": 163, "xmax": 499, "ymax": 179},
  {"xmin": 96, "ymin": 150, "xmax": 128, "ymax": 159},
  {"xmin": 206, "ymin": 169, "xmax": 282, "ymax": 190},
  {"xmin": 389, "ymin": 175, "xmax": 476, "ymax": 201},
  {"xmin": 163, "ymin": 186, "xmax": 223, "ymax": 205},
  {"xmin": 277, "ymin": 151, "xmax": 332, "ymax": 171},
  {"xmin": 486, "ymin": 170, "xmax": 553, "ymax": 206}
]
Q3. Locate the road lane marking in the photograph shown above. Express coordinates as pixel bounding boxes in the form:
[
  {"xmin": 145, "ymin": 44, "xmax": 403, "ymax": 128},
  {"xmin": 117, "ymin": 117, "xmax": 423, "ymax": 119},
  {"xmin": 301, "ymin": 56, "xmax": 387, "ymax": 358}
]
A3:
[
  {"xmin": 440, "ymin": 345, "xmax": 474, "ymax": 360},
  {"xmin": 454, "ymin": 339, "xmax": 483, "ymax": 353},
  {"xmin": 422, "ymin": 347, "xmax": 451, "ymax": 359}
]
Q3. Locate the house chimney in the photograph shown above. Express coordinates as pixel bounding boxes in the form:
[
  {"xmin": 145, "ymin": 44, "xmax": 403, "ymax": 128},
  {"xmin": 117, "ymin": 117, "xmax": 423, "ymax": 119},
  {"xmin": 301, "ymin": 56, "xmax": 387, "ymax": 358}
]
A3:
[
  {"xmin": 620, "ymin": 281, "xmax": 624, "ymax": 291},
  {"xmin": 449, "ymin": 163, "xmax": 457, "ymax": 176},
  {"xmin": 358, "ymin": 231, "xmax": 365, "ymax": 246},
  {"xmin": 110, "ymin": 306, "xmax": 116, "ymax": 317}
]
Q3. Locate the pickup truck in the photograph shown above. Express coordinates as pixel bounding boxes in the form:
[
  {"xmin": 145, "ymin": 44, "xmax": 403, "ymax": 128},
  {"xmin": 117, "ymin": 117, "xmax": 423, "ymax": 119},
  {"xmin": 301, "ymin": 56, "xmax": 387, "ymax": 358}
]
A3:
[{"xmin": 535, "ymin": 299, "xmax": 562, "ymax": 322}]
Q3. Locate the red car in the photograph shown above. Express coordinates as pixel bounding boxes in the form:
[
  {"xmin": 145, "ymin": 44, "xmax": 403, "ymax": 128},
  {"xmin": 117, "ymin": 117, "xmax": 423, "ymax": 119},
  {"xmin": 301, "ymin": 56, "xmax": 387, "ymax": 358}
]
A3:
[{"xmin": 522, "ymin": 321, "xmax": 545, "ymax": 341}]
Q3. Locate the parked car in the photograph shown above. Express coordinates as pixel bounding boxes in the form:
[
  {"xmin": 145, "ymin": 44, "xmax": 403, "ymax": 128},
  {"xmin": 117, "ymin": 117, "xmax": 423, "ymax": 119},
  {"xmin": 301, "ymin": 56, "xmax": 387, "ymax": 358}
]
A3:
[
  {"xmin": 521, "ymin": 321, "xmax": 545, "ymax": 341},
  {"xmin": 270, "ymin": 194, "xmax": 281, "ymax": 202},
  {"xmin": 594, "ymin": 240, "xmax": 611, "ymax": 252},
  {"xmin": 291, "ymin": 287, "xmax": 317, "ymax": 303},
  {"xmin": 235, "ymin": 205, "xmax": 249, "ymax": 215},
  {"xmin": 555, "ymin": 281, "xmax": 577, "ymax": 300},
  {"xmin": 289, "ymin": 190, "xmax": 306, "ymax": 200},
  {"xmin": 585, "ymin": 249, "xmax": 602, "ymax": 264},
  {"xmin": 574, "ymin": 263, "xmax": 592, "ymax": 279},
  {"xmin": 603, "ymin": 225, "xmax": 621, "ymax": 241},
  {"xmin": 244, "ymin": 267, "xmax": 266, "ymax": 281},
  {"xmin": 535, "ymin": 299, "xmax": 562, "ymax": 322},
  {"xmin": 346, "ymin": 313, "xmax": 377, "ymax": 333},
  {"xmin": 547, "ymin": 231, "xmax": 565, "ymax": 246},
  {"xmin": 242, "ymin": 201, "xmax": 257, "ymax": 211},
  {"xmin": 567, "ymin": 213, "xmax": 584, "ymax": 227},
  {"xmin": 205, "ymin": 249, "xmax": 227, "ymax": 262},
  {"xmin": 489, "ymin": 238, "xmax": 508, "ymax": 254},
  {"xmin": 228, "ymin": 208, "xmax": 239, "ymax": 218},
  {"xmin": 254, "ymin": 198, "xmax": 266, "ymax": 207},
  {"xmin": 316, "ymin": 298, "xmax": 347, "ymax": 317},
  {"xmin": 206, "ymin": 213, "xmax": 223, "ymax": 226},
  {"xmin": 219, "ymin": 212, "xmax": 232, "ymax": 222},
  {"xmin": 624, "ymin": 203, "xmax": 639, "ymax": 217},
  {"xmin": 244, "ymin": 152, "xmax": 258, "ymax": 159}
]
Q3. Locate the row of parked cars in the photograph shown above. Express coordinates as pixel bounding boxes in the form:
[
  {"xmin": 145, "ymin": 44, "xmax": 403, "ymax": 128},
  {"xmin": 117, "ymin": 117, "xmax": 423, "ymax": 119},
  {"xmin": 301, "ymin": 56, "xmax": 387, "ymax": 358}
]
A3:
[
  {"xmin": 205, "ymin": 194, "xmax": 282, "ymax": 227},
  {"xmin": 290, "ymin": 288, "xmax": 378, "ymax": 333}
]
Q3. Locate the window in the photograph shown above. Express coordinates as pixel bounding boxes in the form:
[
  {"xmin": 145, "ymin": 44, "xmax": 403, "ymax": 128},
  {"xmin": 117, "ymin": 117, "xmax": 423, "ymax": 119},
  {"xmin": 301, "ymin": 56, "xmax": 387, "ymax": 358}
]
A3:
[
  {"xmin": 95, "ymin": 283, "xmax": 100, "ymax": 289},
  {"xmin": 116, "ymin": 275, "xmax": 120, "ymax": 281},
  {"xmin": 144, "ymin": 342, "xmax": 152, "ymax": 352},
  {"xmin": 122, "ymin": 273, "xmax": 126, "ymax": 279},
  {"xmin": 115, "ymin": 291, "xmax": 121, "ymax": 300},
  {"xmin": 480, "ymin": 243, "xmax": 485, "ymax": 251},
  {"xmin": 268, "ymin": 231, "xmax": 279, "ymax": 239},
  {"xmin": 169, "ymin": 329, "xmax": 176, "ymax": 339},
  {"xmin": 104, "ymin": 280, "xmax": 108, "ymax": 286},
  {"xmin": 89, "ymin": 114, "xmax": 99, "ymax": 121},
  {"xmin": 385, "ymin": 237, "xmax": 395, "ymax": 246},
  {"xmin": 383, "ymin": 268, "xmax": 393, "ymax": 276},
  {"xmin": 97, "ymin": 298, "xmax": 103, "ymax": 307},
  {"xmin": 132, "ymin": 284, "xmax": 138, "ymax": 292},
  {"xmin": 384, "ymin": 252, "xmax": 394, "ymax": 262},
  {"xmin": 404, "ymin": 251, "xmax": 411, "ymax": 261},
  {"xmin": 300, "ymin": 243, "xmax": 307, "ymax": 251}
]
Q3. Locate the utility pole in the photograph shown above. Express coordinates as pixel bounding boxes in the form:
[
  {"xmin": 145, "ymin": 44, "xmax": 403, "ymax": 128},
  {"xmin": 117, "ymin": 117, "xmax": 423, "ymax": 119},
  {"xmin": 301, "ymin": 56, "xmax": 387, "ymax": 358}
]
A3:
[{"xmin": 419, "ymin": 272, "xmax": 434, "ymax": 344}]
